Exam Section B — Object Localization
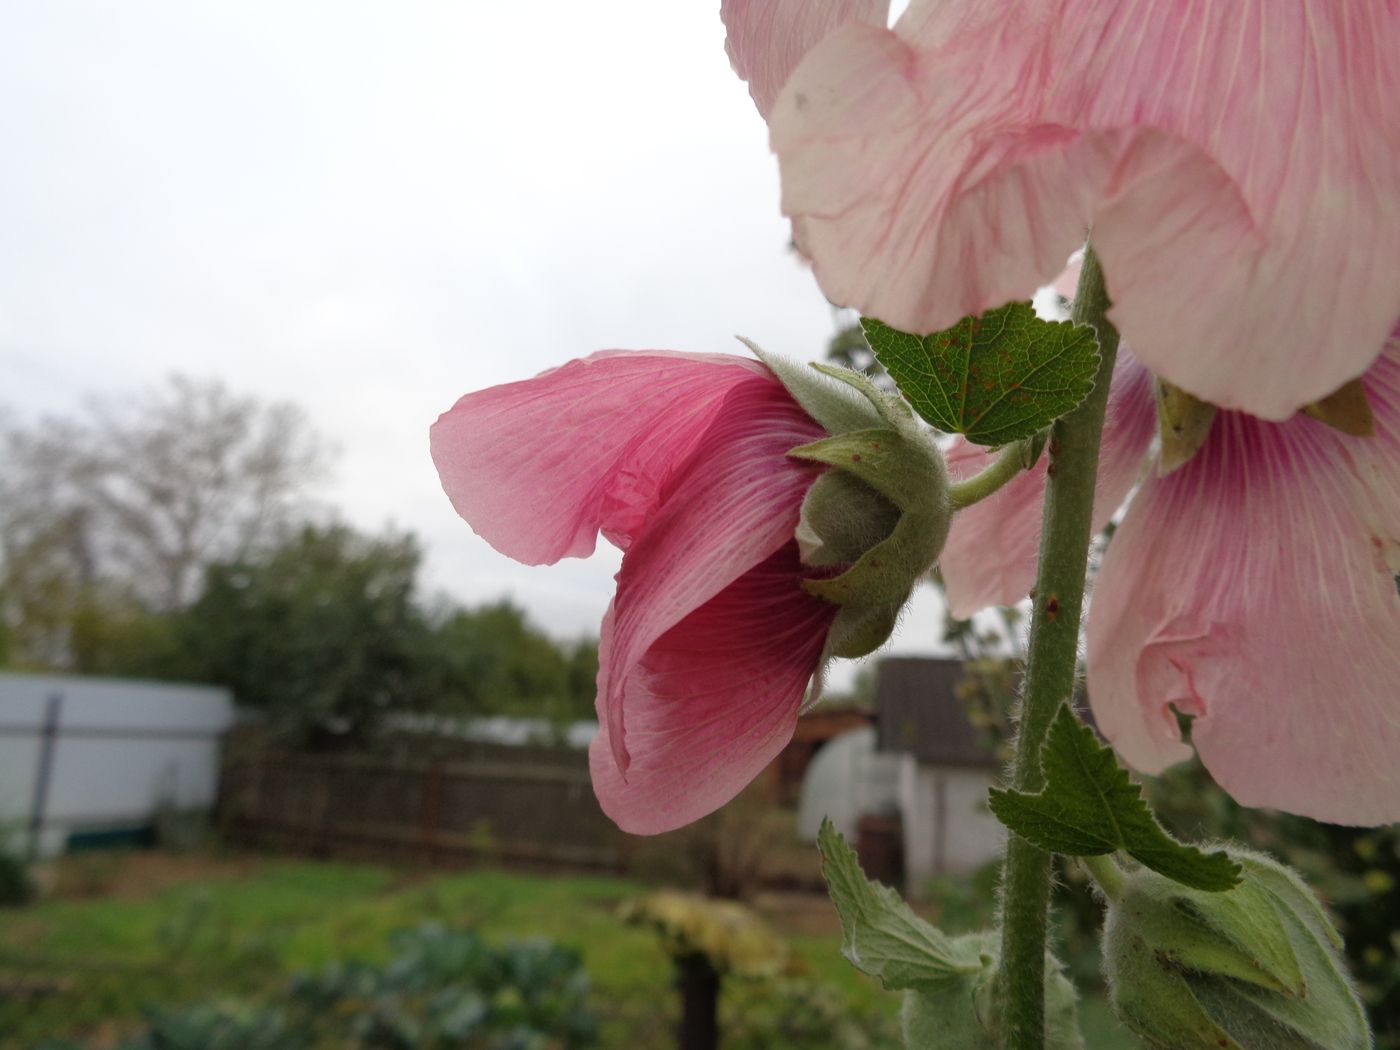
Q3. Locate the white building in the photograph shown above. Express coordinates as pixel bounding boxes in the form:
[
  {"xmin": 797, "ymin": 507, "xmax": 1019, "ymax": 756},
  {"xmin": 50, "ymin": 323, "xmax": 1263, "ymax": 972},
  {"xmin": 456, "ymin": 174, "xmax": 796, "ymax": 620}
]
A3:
[
  {"xmin": 0, "ymin": 672, "xmax": 234, "ymax": 858},
  {"xmin": 873, "ymin": 658, "xmax": 1007, "ymax": 893}
]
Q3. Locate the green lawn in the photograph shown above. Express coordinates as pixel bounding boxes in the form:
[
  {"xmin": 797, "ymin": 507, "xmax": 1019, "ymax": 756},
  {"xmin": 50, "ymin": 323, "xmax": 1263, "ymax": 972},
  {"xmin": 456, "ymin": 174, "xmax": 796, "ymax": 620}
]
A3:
[{"xmin": 0, "ymin": 850, "xmax": 1139, "ymax": 1048}]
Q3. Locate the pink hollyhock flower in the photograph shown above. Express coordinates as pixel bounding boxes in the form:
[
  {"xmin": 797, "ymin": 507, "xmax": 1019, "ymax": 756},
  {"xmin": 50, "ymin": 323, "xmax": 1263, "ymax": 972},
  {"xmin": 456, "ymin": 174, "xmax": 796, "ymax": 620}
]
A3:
[
  {"xmin": 431, "ymin": 350, "xmax": 948, "ymax": 834},
  {"xmin": 721, "ymin": 0, "xmax": 887, "ymax": 119},
  {"xmin": 723, "ymin": 1, "xmax": 1400, "ymax": 421},
  {"xmin": 942, "ymin": 330, "xmax": 1400, "ymax": 826},
  {"xmin": 432, "ymin": 352, "xmax": 832, "ymax": 833}
]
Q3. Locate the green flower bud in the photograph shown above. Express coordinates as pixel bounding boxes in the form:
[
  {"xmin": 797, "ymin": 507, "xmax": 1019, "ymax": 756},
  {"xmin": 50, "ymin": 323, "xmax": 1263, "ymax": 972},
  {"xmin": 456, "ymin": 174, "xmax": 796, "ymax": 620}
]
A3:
[
  {"xmin": 747, "ymin": 343, "xmax": 951, "ymax": 658},
  {"xmin": 790, "ymin": 426, "xmax": 950, "ymax": 604},
  {"xmin": 1103, "ymin": 851, "xmax": 1371, "ymax": 1050}
]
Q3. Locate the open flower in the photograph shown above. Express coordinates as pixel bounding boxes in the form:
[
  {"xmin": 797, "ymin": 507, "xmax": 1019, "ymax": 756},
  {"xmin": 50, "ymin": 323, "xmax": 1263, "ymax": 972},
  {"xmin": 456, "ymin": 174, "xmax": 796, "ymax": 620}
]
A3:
[
  {"xmin": 723, "ymin": 1, "xmax": 1400, "ymax": 420},
  {"xmin": 431, "ymin": 350, "xmax": 949, "ymax": 833},
  {"xmin": 942, "ymin": 330, "xmax": 1400, "ymax": 826}
]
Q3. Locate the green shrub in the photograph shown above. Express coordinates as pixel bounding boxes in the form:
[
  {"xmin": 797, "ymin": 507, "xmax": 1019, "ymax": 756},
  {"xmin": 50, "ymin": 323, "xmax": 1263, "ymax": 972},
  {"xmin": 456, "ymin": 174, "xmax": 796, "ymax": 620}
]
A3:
[
  {"xmin": 38, "ymin": 924, "xmax": 597, "ymax": 1050},
  {"xmin": 33, "ymin": 1003, "xmax": 296, "ymax": 1050},
  {"xmin": 0, "ymin": 839, "xmax": 35, "ymax": 907},
  {"xmin": 288, "ymin": 923, "xmax": 597, "ymax": 1048},
  {"xmin": 726, "ymin": 977, "xmax": 900, "ymax": 1050}
]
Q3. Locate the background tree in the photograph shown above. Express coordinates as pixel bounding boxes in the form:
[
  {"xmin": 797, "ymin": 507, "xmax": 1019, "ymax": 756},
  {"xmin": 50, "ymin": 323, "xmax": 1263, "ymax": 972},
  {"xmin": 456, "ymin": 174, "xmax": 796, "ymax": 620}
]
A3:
[
  {"xmin": 0, "ymin": 374, "xmax": 601, "ymax": 740},
  {"xmin": 172, "ymin": 527, "xmax": 600, "ymax": 739},
  {"xmin": 417, "ymin": 600, "xmax": 599, "ymax": 725},
  {"xmin": 176, "ymin": 524, "xmax": 428, "ymax": 739},
  {"xmin": 0, "ymin": 375, "xmax": 329, "ymax": 668}
]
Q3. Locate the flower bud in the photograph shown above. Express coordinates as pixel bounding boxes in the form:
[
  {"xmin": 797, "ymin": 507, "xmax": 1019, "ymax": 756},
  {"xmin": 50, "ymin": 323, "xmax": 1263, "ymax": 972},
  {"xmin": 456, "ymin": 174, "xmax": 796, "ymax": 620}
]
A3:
[
  {"xmin": 1102, "ymin": 850, "xmax": 1370, "ymax": 1050},
  {"xmin": 752, "ymin": 347, "xmax": 951, "ymax": 658}
]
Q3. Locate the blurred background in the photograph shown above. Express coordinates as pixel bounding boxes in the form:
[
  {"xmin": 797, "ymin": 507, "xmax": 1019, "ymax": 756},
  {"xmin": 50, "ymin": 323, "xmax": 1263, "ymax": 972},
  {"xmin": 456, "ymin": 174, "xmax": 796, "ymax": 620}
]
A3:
[{"xmin": 1, "ymin": 3, "xmax": 1395, "ymax": 1048}]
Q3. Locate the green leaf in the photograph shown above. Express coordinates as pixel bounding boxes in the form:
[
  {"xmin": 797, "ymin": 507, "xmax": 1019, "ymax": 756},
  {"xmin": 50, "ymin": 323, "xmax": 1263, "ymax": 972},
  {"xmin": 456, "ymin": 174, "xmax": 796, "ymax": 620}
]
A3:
[
  {"xmin": 988, "ymin": 706, "xmax": 1241, "ymax": 892},
  {"xmin": 861, "ymin": 303, "xmax": 1099, "ymax": 445},
  {"xmin": 817, "ymin": 819, "xmax": 981, "ymax": 990}
]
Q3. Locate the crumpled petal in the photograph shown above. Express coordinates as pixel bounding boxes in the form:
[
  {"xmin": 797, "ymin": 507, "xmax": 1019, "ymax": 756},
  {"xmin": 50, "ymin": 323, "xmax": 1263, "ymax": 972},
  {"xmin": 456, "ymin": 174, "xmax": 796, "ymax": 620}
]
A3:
[
  {"xmin": 770, "ymin": 1, "xmax": 1400, "ymax": 418},
  {"xmin": 940, "ymin": 352, "xmax": 1156, "ymax": 618},
  {"xmin": 721, "ymin": 0, "xmax": 889, "ymax": 119},
  {"xmin": 1086, "ymin": 339, "xmax": 1400, "ymax": 825},
  {"xmin": 430, "ymin": 351, "xmax": 766, "ymax": 564},
  {"xmin": 602, "ymin": 378, "xmax": 826, "ymax": 769},
  {"xmin": 590, "ymin": 542, "xmax": 837, "ymax": 834}
]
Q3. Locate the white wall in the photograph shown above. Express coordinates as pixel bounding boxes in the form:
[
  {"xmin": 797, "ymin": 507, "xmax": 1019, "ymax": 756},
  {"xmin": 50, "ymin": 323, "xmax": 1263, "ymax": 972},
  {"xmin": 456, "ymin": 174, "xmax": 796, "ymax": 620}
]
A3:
[
  {"xmin": 795, "ymin": 726, "xmax": 901, "ymax": 843},
  {"xmin": 0, "ymin": 672, "xmax": 234, "ymax": 857},
  {"xmin": 898, "ymin": 757, "xmax": 1006, "ymax": 895}
]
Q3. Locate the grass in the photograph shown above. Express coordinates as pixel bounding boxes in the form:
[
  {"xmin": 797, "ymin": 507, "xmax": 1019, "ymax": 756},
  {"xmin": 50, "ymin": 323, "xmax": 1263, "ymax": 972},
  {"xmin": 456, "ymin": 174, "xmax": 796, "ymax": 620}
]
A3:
[{"xmin": 0, "ymin": 849, "xmax": 1141, "ymax": 1049}]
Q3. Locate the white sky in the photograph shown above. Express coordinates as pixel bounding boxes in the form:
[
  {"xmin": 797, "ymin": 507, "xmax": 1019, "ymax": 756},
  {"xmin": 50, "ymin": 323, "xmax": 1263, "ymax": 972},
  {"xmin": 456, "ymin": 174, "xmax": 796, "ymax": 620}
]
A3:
[{"xmin": 0, "ymin": 1, "xmax": 953, "ymax": 685}]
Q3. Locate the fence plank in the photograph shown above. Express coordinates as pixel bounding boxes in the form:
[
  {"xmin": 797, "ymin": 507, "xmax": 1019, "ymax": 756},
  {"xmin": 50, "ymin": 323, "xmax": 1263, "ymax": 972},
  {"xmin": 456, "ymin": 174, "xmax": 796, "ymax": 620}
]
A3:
[{"xmin": 220, "ymin": 740, "xmax": 621, "ymax": 870}]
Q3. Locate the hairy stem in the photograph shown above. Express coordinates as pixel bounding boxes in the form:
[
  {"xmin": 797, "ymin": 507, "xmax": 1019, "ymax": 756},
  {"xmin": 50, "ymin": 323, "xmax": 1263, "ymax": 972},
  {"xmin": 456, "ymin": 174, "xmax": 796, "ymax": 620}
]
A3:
[
  {"xmin": 949, "ymin": 442, "xmax": 1027, "ymax": 509},
  {"xmin": 995, "ymin": 245, "xmax": 1120, "ymax": 1050},
  {"xmin": 1081, "ymin": 854, "xmax": 1127, "ymax": 902}
]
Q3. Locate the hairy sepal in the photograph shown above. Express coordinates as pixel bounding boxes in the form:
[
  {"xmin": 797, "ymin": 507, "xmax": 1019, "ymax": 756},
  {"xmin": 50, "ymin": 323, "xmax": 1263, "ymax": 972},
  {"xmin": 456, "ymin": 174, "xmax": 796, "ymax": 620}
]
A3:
[
  {"xmin": 789, "ymin": 428, "xmax": 951, "ymax": 608},
  {"xmin": 1103, "ymin": 851, "xmax": 1371, "ymax": 1050}
]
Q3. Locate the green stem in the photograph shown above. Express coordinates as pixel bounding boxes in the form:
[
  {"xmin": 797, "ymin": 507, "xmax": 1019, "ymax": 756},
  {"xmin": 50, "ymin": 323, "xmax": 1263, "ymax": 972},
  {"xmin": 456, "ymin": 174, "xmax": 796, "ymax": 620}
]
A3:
[
  {"xmin": 995, "ymin": 245, "xmax": 1121, "ymax": 1050},
  {"xmin": 949, "ymin": 443, "xmax": 1026, "ymax": 509},
  {"xmin": 1081, "ymin": 854, "xmax": 1127, "ymax": 902}
]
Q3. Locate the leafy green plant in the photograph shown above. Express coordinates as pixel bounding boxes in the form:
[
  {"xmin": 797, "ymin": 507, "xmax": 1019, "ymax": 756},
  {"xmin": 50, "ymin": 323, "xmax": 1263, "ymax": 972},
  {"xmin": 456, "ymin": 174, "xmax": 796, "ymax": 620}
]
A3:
[
  {"xmin": 287, "ymin": 923, "xmax": 597, "ymax": 1049},
  {"xmin": 726, "ymin": 978, "xmax": 900, "ymax": 1050},
  {"xmin": 128, "ymin": 1003, "xmax": 298, "ymax": 1050},
  {"xmin": 0, "ymin": 852, "xmax": 34, "ymax": 907},
  {"xmin": 34, "ymin": 1003, "xmax": 298, "ymax": 1050},
  {"xmin": 35, "ymin": 924, "xmax": 596, "ymax": 1050},
  {"xmin": 0, "ymin": 832, "xmax": 34, "ymax": 907}
]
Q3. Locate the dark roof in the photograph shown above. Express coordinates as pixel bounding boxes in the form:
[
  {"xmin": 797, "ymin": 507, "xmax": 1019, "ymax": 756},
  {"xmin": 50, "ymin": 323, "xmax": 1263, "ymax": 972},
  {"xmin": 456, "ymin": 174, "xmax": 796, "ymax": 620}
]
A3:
[{"xmin": 874, "ymin": 657, "xmax": 997, "ymax": 768}]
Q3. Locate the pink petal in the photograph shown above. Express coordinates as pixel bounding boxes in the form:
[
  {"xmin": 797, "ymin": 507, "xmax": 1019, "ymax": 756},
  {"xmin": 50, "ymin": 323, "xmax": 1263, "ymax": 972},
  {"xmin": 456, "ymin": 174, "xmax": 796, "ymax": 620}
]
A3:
[
  {"xmin": 590, "ymin": 542, "xmax": 836, "ymax": 834},
  {"xmin": 939, "ymin": 352, "xmax": 1156, "ymax": 618},
  {"xmin": 601, "ymin": 378, "xmax": 826, "ymax": 769},
  {"xmin": 430, "ymin": 351, "xmax": 767, "ymax": 565},
  {"xmin": 1086, "ymin": 339, "xmax": 1400, "ymax": 825},
  {"xmin": 721, "ymin": 0, "xmax": 889, "ymax": 119},
  {"xmin": 770, "ymin": 2, "xmax": 1400, "ymax": 419}
]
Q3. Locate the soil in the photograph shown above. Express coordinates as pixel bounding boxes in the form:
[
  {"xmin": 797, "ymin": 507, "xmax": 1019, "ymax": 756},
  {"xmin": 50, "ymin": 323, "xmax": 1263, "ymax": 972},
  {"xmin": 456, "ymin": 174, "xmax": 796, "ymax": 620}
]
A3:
[{"xmin": 40, "ymin": 850, "xmax": 265, "ymax": 900}]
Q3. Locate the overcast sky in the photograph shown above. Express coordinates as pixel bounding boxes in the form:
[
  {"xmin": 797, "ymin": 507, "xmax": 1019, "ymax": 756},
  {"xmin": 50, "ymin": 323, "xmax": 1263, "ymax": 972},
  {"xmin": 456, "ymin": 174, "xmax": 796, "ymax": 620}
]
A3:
[{"xmin": 0, "ymin": 1, "xmax": 952, "ymax": 683}]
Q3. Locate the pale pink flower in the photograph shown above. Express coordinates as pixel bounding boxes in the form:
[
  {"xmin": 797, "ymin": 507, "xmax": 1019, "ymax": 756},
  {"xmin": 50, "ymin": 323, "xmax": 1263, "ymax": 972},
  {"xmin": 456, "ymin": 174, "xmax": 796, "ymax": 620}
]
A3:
[
  {"xmin": 943, "ymin": 331, "xmax": 1400, "ymax": 826},
  {"xmin": 721, "ymin": 0, "xmax": 887, "ymax": 119},
  {"xmin": 724, "ymin": 1, "xmax": 1400, "ymax": 420},
  {"xmin": 430, "ymin": 351, "xmax": 836, "ymax": 834}
]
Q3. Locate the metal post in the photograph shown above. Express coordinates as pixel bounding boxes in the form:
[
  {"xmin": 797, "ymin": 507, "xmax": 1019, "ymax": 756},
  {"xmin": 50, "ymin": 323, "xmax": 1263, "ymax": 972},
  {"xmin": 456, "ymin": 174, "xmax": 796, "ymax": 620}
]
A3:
[
  {"xmin": 676, "ymin": 953, "xmax": 720, "ymax": 1050},
  {"xmin": 27, "ymin": 692, "xmax": 62, "ymax": 862}
]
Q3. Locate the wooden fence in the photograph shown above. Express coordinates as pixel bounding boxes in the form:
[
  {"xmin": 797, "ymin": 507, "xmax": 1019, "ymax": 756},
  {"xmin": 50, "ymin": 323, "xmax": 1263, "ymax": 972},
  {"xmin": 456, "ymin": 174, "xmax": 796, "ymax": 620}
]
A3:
[{"xmin": 219, "ymin": 738, "xmax": 623, "ymax": 870}]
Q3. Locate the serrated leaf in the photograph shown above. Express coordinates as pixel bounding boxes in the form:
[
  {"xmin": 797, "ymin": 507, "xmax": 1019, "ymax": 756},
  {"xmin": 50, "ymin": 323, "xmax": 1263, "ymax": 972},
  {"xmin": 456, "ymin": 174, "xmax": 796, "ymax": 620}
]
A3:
[
  {"xmin": 862, "ymin": 303, "xmax": 1099, "ymax": 445},
  {"xmin": 988, "ymin": 706, "xmax": 1241, "ymax": 892},
  {"xmin": 817, "ymin": 819, "xmax": 981, "ymax": 990}
]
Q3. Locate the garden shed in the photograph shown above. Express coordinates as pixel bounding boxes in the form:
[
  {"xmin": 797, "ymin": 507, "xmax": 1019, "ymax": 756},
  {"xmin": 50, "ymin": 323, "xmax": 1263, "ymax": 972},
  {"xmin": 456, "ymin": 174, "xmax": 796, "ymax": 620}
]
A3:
[
  {"xmin": 874, "ymin": 657, "xmax": 1006, "ymax": 890},
  {"xmin": 0, "ymin": 671, "xmax": 234, "ymax": 858}
]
